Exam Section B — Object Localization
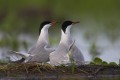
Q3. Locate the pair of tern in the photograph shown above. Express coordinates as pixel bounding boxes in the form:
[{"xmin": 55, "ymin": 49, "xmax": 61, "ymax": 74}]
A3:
[{"xmin": 9, "ymin": 21, "xmax": 84, "ymax": 66}]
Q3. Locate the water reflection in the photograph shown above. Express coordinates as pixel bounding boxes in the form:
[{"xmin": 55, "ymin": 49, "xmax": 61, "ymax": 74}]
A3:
[{"xmin": 1, "ymin": 75, "xmax": 120, "ymax": 80}]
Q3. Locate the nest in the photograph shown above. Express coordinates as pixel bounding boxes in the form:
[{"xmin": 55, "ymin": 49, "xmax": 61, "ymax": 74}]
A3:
[{"xmin": 0, "ymin": 62, "xmax": 120, "ymax": 77}]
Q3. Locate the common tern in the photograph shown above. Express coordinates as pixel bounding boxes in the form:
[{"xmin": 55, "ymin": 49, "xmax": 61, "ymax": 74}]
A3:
[
  {"xmin": 50, "ymin": 21, "xmax": 84, "ymax": 66},
  {"xmin": 9, "ymin": 21, "xmax": 56, "ymax": 63}
]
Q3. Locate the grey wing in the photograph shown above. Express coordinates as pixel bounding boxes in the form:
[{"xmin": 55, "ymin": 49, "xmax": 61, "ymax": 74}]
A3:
[
  {"xmin": 72, "ymin": 45, "xmax": 84, "ymax": 62},
  {"xmin": 27, "ymin": 51, "xmax": 49, "ymax": 62},
  {"xmin": 28, "ymin": 45, "xmax": 36, "ymax": 54},
  {"xmin": 44, "ymin": 45, "xmax": 55, "ymax": 53},
  {"xmin": 30, "ymin": 42, "xmax": 46, "ymax": 55},
  {"xmin": 50, "ymin": 44, "xmax": 70, "ymax": 66},
  {"xmin": 8, "ymin": 50, "xmax": 29, "ymax": 59},
  {"xmin": 26, "ymin": 43, "xmax": 51, "ymax": 62}
]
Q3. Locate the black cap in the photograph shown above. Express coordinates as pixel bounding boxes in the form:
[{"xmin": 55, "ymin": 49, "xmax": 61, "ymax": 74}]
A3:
[
  {"xmin": 62, "ymin": 21, "xmax": 73, "ymax": 33},
  {"xmin": 39, "ymin": 21, "xmax": 51, "ymax": 34}
]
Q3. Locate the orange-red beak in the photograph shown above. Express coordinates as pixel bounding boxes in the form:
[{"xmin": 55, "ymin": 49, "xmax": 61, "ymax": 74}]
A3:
[
  {"xmin": 72, "ymin": 21, "xmax": 80, "ymax": 24},
  {"xmin": 51, "ymin": 21, "xmax": 56, "ymax": 26}
]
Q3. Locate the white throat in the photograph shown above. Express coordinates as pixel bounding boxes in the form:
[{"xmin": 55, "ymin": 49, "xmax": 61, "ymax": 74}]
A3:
[
  {"xmin": 60, "ymin": 25, "xmax": 73, "ymax": 44},
  {"xmin": 37, "ymin": 24, "xmax": 51, "ymax": 45}
]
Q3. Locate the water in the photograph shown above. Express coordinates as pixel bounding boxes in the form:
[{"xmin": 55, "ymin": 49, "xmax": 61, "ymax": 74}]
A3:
[
  {"xmin": 0, "ymin": 28, "xmax": 120, "ymax": 63},
  {"xmin": 0, "ymin": 75, "xmax": 120, "ymax": 80},
  {"xmin": 72, "ymin": 28, "xmax": 120, "ymax": 64}
]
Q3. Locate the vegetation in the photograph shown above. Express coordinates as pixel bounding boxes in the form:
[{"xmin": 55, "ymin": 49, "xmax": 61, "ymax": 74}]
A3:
[
  {"xmin": 0, "ymin": 57, "xmax": 119, "ymax": 79},
  {"xmin": 90, "ymin": 57, "xmax": 119, "ymax": 66},
  {"xmin": 0, "ymin": 0, "xmax": 120, "ymax": 79},
  {"xmin": 0, "ymin": 0, "xmax": 120, "ymax": 50}
]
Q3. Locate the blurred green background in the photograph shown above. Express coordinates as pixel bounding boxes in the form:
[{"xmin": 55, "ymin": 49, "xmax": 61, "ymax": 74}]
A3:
[{"xmin": 0, "ymin": 0, "xmax": 120, "ymax": 62}]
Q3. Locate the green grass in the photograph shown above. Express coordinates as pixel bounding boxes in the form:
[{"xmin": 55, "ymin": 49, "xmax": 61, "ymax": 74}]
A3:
[{"xmin": 90, "ymin": 57, "xmax": 119, "ymax": 66}]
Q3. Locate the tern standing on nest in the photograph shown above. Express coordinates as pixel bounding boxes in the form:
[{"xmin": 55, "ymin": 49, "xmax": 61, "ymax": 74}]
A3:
[
  {"xmin": 9, "ymin": 21, "xmax": 56, "ymax": 63},
  {"xmin": 50, "ymin": 21, "xmax": 84, "ymax": 66}
]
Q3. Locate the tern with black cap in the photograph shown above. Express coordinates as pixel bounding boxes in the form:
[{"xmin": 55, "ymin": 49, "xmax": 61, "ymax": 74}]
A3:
[
  {"xmin": 9, "ymin": 21, "xmax": 56, "ymax": 63},
  {"xmin": 50, "ymin": 21, "xmax": 84, "ymax": 66}
]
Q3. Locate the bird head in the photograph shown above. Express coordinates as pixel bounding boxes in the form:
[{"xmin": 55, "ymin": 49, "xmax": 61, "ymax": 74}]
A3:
[
  {"xmin": 62, "ymin": 21, "xmax": 79, "ymax": 33},
  {"xmin": 39, "ymin": 21, "xmax": 56, "ymax": 34}
]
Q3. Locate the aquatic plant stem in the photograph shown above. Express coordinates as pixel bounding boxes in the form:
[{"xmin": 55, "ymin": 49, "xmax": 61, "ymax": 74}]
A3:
[{"xmin": 23, "ymin": 63, "xmax": 28, "ymax": 74}]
